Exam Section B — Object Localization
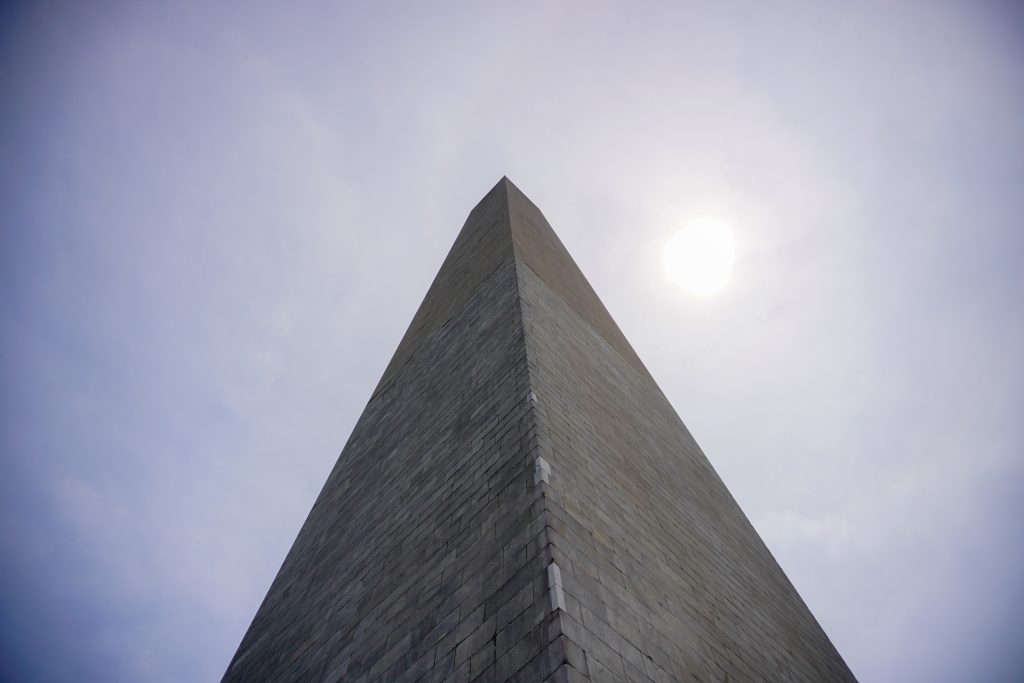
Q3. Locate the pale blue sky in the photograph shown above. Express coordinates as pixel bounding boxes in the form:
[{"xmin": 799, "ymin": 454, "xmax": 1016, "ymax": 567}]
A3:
[{"xmin": 2, "ymin": 2, "xmax": 1022, "ymax": 681}]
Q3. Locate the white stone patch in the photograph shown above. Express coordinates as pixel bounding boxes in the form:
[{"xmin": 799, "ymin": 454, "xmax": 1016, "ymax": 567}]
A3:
[
  {"xmin": 534, "ymin": 456, "xmax": 551, "ymax": 485},
  {"xmin": 547, "ymin": 562, "xmax": 566, "ymax": 612}
]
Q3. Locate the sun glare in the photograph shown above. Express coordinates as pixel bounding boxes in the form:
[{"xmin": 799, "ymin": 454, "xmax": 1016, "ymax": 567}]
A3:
[{"xmin": 662, "ymin": 217, "xmax": 736, "ymax": 296}]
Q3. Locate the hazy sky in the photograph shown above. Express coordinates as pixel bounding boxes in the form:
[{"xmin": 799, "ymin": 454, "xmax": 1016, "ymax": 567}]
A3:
[{"xmin": 2, "ymin": 2, "xmax": 1022, "ymax": 681}]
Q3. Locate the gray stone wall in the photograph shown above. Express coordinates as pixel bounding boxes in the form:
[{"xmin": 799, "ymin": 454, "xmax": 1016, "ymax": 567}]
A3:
[
  {"xmin": 517, "ymin": 256, "xmax": 855, "ymax": 682},
  {"xmin": 224, "ymin": 190, "xmax": 577, "ymax": 682}
]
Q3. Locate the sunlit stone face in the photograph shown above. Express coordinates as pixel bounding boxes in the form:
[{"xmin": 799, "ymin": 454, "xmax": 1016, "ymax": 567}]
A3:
[{"xmin": 662, "ymin": 217, "xmax": 736, "ymax": 296}]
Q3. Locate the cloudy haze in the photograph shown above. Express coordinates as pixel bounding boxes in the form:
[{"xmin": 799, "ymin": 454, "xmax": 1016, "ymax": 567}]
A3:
[{"xmin": 2, "ymin": 1, "xmax": 1023, "ymax": 681}]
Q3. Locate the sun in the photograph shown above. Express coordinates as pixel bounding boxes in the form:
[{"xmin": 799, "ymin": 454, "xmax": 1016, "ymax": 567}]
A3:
[{"xmin": 662, "ymin": 217, "xmax": 736, "ymax": 296}]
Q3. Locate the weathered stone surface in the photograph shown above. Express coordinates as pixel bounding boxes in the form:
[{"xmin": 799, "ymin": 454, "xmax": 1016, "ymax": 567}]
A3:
[{"xmin": 223, "ymin": 178, "xmax": 856, "ymax": 682}]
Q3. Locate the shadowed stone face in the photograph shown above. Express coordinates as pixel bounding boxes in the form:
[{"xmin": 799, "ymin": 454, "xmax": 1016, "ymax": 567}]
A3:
[{"xmin": 223, "ymin": 178, "xmax": 857, "ymax": 682}]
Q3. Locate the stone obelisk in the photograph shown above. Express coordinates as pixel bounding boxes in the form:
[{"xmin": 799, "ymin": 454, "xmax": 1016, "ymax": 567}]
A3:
[{"xmin": 223, "ymin": 178, "xmax": 856, "ymax": 682}]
